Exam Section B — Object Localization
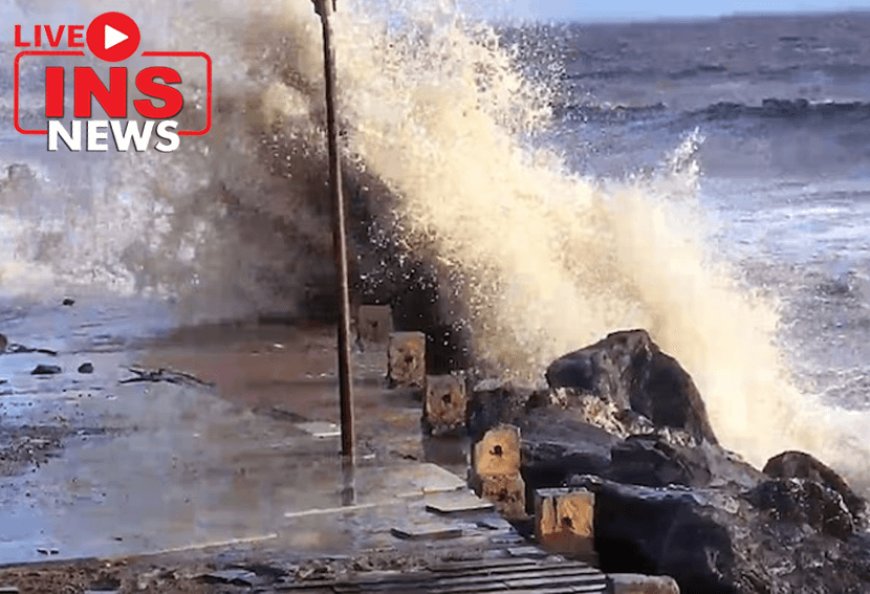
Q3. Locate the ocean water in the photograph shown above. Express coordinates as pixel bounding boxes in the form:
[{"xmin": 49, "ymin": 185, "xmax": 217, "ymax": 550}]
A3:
[
  {"xmin": 0, "ymin": 2, "xmax": 868, "ymax": 485},
  {"xmin": 542, "ymin": 13, "xmax": 870, "ymax": 411}
]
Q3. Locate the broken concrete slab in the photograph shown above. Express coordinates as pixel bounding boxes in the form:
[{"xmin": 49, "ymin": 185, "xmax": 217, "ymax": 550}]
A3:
[
  {"xmin": 424, "ymin": 490, "xmax": 494, "ymax": 515},
  {"xmin": 390, "ymin": 523, "xmax": 463, "ymax": 541},
  {"xmin": 296, "ymin": 421, "xmax": 341, "ymax": 439}
]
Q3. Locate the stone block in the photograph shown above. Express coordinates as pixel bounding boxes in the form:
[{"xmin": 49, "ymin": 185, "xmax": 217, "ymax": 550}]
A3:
[
  {"xmin": 472, "ymin": 424, "xmax": 521, "ymax": 477},
  {"xmin": 424, "ymin": 373, "xmax": 467, "ymax": 436},
  {"xmin": 608, "ymin": 574, "xmax": 680, "ymax": 594},
  {"xmin": 357, "ymin": 305, "xmax": 393, "ymax": 344},
  {"xmin": 474, "ymin": 473, "xmax": 526, "ymax": 520},
  {"xmin": 535, "ymin": 488, "xmax": 595, "ymax": 557},
  {"xmin": 388, "ymin": 331, "xmax": 426, "ymax": 388}
]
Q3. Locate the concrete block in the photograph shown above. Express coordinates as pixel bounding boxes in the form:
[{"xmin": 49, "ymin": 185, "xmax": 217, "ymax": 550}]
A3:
[
  {"xmin": 424, "ymin": 373, "xmax": 467, "ymax": 435},
  {"xmin": 535, "ymin": 488, "xmax": 595, "ymax": 557},
  {"xmin": 608, "ymin": 574, "xmax": 680, "ymax": 594},
  {"xmin": 357, "ymin": 304, "xmax": 393, "ymax": 344},
  {"xmin": 474, "ymin": 473, "xmax": 526, "ymax": 520},
  {"xmin": 388, "ymin": 331, "xmax": 426, "ymax": 388},
  {"xmin": 472, "ymin": 424, "xmax": 521, "ymax": 477}
]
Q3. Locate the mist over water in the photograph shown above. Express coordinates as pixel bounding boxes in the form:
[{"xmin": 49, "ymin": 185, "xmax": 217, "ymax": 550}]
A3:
[{"xmin": 0, "ymin": 1, "xmax": 868, "ymax": 486}]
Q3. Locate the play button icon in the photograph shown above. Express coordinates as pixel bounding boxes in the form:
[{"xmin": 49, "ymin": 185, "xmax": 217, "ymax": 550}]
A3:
[
  {"xmin": 86, "ymin": 12, "xmax": 141, "ymax": 62},
  {"xmin": 104, "ymin": 25, "xmax": 129, "ymax": 51}
]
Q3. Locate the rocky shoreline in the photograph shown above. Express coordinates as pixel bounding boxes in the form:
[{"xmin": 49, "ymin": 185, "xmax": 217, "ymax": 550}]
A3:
[{"xmin": 466, "ymin": 329, "xmax": 870, "ymax": 593}]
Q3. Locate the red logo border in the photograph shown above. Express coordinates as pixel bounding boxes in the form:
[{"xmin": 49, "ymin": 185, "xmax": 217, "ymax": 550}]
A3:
[{"xmin": 14, "ymin": 49, "xmax": 213, "ymax": 137}]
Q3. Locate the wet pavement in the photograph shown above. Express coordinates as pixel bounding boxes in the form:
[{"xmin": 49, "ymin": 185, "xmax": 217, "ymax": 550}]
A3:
[{"xmin": 0, "ymin": 297, "xmax": 472, "ymax": 566}]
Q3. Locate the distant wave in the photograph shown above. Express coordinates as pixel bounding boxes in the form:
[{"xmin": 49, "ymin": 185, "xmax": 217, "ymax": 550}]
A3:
[
  {"xmin": 555, "ymin": 102, "xmax": 667, "ymax": 122},
  {"xmin": 693, "ymin": 98, "xmax": 870, "ymax": 122},
  {"xmin": 564, "ymin": 62, "xmax": 870, "ymax": 82},
  {"xmin": 563, "ymin": 64, "xmax": 728, "ymax": 80}
]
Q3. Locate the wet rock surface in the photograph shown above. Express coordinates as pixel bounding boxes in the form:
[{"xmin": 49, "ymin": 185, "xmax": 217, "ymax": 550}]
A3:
[
  {"xmin": 469, "ymin": 331, "xmax": 870, "ymax": 593},
  {"xmin": 747, "ymin": 478, "xmax": 857, "ymax": 540},
  {"xmin": 764, "ymin": 450, "xmax": 867, "ymax": 526},
  {"xmin": 546, "ymin": 330, "xmax": 718, "ymax": 444},
  {"xmin": 572, "ymin": 475, "xmax": 870, "ymax": 594}
]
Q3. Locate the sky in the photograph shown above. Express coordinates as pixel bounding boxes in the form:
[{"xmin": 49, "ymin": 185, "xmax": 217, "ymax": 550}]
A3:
[{"xmin": 498, "ymin": 0, "xmax": 870, "ymax": 21}]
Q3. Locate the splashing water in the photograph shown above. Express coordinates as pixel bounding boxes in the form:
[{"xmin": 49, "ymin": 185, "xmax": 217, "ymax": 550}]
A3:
[{"xmin": 1, "ymin": 0, "xmax": 869, "ymax": 484}]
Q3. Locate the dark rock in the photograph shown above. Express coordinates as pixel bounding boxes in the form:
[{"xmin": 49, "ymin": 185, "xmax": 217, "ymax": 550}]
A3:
[
  {"xmin": 0, "ymin": 334, "xmax": 7, "ymax": 352},
  {"xmin": 78, "ymin": 363, "xmax": 95, "ymax": 374},
  {"xmin": 747, "ymin": 478, "xmax": 855, "ymax": 540},
  {"xmin": 466, "ymin": 381, "xmax": 537, "ymax": 442},
  {"xmin": 468, "ymin": 383, "xmax": 617, "ymax": 511},
  {"xmin": 573, "ymin": 475, "xmax": 760, "ymax": 593},
  {"xmin": 607, "ymin": 435, "xmax": 763, "ymax": 490},
  {"xmin": 763, "ymin": 451, "xmax": 866, "ymax": 526},
  {"xmin": 31, "ymin": 365, "xmax": 62, "ymax": 376},
  {"xmin": 546, "ymin": 330, "xmax": 717, "ymax": 444},
  {"xmin": 609, "ymin": 435, "xmax": 714, "ymax": 488},
  {"xmin": 62, "ymin": 298, "xmax": 75, "ymax": 307},
  {"xmin": 519, "ymin": 407, "xmax": 620, "ymax": 511},
  {"xmin": 572, "ymin": 475, "xmax": 870, "ymax": 594}
]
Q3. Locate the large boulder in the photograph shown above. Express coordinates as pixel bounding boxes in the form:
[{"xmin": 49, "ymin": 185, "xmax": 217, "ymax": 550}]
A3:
[
  {"xmin": 466, "ymin": 381, "xmax": 540, "ymax": 442},
  {"xmin": 746, "ymin": 478, "xmax": 856, "ymax": 540},
  {"xmin": 607, "ymin": 436, "xmax": 763, "ymax": 490},
  {"xmin": 573, "ymin": 475, "xmax": 768, "ymax": 593},
  {"xmin": 572, "ymin": 476, "xmax": 870, "ymax": 594},
  {"xmin": 763, "ymin": 451, "xmax": 866, "ymax": 527},
  {"xmin": 520, "ymin": 407, "xmax": 620, "ymax": 500},
  {"xmin": 467, "ymin": 383, "xmax": 618, "ymax": 509},
  {"xmin": 546, "ymin": 330, "xmax": 717, "ymax": 444}
]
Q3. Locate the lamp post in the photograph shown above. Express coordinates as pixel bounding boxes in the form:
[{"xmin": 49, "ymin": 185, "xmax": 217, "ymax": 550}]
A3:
[{"xmin": 312, "ymin": 0, "xmax": 355, "ymax": 459}]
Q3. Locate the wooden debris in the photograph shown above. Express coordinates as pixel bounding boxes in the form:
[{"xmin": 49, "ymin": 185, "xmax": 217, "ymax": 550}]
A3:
[{"xmin": 120, "ymin": 367, "xmax": 213, "ymax": 387}]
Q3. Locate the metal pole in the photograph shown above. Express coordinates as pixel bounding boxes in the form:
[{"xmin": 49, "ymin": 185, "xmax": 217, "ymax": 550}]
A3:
[{"xmin": 313, "ymin": 0, "xmax": 355, "ymax": 459}]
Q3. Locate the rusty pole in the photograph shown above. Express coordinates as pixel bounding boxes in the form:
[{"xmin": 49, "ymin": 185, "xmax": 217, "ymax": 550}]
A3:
[{"xmin": 313, "ymin": 0, "xmax": 355, "ymax": 459}]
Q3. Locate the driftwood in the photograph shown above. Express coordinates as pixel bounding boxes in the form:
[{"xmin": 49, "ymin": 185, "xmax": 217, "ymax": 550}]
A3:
[
  {"xmin": 5, "ymin": 344, "xmax": 58, "ymax": 356},
  {"xmin": 120, "ymin": 367, "xmax": 213, "ymax": 387}
]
